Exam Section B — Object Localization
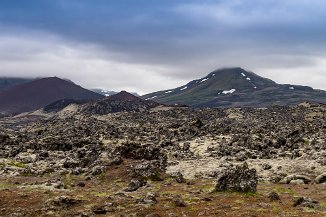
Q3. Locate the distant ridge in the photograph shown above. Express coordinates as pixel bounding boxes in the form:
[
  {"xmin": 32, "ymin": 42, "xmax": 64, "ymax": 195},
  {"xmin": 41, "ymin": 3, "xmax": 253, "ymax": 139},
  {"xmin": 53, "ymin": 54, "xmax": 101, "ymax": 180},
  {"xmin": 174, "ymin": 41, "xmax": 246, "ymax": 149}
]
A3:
[
  {"xmin": 142, "ymin": 67, "xmax": 326, "ymax": 107},
  {"xmin": 80, "ymin": 91, "xmax": 159, "ymax": 115},
  {"xmin": 91, "ymin": 89, "xmax": 140, "ymax": 97},
  {"xmin": 0, "ymin": 77, "xmax": 103, "ymax": 115},
  {"xmin": 0, "ymin": 77, "xmax": 33, "ymax": 92}
]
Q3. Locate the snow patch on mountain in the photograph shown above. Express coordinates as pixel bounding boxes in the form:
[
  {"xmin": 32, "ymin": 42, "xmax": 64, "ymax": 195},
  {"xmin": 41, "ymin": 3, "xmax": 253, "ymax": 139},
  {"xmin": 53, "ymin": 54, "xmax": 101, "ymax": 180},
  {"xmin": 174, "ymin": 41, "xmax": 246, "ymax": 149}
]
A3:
[
  {"xmin": 146, "ymin": 96, "xmax": 157, "ymax": 100},
  {"xmin": 222, "ymin": 89, "xmax": 236, "ymax": 94}
]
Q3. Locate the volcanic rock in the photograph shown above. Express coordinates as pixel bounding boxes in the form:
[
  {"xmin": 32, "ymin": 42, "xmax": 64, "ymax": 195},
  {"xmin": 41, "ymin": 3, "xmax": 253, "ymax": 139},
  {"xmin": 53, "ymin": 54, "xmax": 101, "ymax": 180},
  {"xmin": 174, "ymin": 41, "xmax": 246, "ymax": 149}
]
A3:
[
  {"xmin": 315, "ymin": 173, "xmax": 326, "ymax": 184},
  {"xmin": 125, "ymin": 179, "xmax": 147, "ymax": 192},
  {"xmin": 215, "ymin": 162, "xmax": 258, "ymax": 193}
]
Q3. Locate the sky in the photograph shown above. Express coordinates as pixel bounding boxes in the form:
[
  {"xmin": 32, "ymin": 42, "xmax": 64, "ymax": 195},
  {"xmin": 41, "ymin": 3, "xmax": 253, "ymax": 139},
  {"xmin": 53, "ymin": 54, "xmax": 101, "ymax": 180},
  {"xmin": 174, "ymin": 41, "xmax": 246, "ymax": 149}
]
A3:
[{"xmin": 0, "ymin": 0, "xmax": 326, "ymax": 94}]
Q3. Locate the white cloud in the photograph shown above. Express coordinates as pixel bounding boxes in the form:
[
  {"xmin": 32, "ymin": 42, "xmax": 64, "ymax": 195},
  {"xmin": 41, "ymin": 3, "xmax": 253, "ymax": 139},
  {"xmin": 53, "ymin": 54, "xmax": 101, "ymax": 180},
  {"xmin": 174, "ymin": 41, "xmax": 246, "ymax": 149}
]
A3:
[{"xmin": 258, "ymin": 57, "xmax": 326, "ymax": 90}]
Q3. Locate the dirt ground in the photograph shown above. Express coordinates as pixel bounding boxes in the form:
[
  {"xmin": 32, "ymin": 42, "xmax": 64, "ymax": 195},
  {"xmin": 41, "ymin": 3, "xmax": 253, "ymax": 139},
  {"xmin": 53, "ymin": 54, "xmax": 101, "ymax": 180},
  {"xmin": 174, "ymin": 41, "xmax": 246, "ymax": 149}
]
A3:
[{"xmin": 0, "ymin": 164, "xmax": 325, "ymax": 217}]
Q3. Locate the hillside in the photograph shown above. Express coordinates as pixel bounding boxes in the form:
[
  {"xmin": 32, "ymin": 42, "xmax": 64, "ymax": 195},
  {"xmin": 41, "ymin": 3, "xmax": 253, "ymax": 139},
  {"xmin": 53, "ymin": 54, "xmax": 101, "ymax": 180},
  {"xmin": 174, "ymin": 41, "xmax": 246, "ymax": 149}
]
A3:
[
  {"xmin": 0, "ymin": 77, "xmax": 103, "ymax": 115},
  {"xmin": 142, "ymin": 68, "xmax": 326, "ymax": 107}
]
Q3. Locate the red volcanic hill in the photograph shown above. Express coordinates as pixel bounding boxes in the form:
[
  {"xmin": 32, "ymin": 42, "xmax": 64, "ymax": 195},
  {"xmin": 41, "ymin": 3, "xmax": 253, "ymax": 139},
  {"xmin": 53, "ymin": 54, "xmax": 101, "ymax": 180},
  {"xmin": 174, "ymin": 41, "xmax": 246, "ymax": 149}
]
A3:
[
  {"xmin": 106, "ymin": 90, "xmax": 140, "ymax": 101},
  {"xmin": 0, "ymin": 77, "xmax": 103, "ymax": 115}
]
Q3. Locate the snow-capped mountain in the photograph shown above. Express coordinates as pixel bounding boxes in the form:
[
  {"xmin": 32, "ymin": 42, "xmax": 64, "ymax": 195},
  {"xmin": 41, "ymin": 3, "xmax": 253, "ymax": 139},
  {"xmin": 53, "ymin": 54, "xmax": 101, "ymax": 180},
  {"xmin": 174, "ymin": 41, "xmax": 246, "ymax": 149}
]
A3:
[{"xmin": 142, "ymin": 67, "xmax": 326, "ymax": 107}]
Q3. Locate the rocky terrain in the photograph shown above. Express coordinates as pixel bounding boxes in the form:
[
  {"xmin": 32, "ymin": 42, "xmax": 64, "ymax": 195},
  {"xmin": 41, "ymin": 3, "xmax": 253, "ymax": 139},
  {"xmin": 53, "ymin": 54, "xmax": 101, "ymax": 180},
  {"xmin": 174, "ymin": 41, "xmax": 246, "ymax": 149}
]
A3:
[
  {"xmin": 79, "ymin": 91, "xmax": 160, "ymax": 115},
  {"xmin": 0, "ymin": 102, "xmax": 325, "ymax": 216}
]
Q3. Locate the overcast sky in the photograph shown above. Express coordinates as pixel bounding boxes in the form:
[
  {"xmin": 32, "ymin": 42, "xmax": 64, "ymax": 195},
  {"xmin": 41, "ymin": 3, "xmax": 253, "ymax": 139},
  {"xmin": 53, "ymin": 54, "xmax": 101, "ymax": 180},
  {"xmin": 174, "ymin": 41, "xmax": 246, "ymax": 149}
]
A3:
[{"xmin": 0, "ymin": 0, "xmax": 326, "ymax": 94}]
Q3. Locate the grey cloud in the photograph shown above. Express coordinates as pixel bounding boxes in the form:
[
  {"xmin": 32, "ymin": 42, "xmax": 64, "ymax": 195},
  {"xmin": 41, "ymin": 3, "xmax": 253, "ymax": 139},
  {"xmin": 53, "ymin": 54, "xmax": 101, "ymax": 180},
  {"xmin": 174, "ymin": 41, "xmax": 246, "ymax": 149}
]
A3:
[{"xmin": 0, "ymin": 0, "xmax": 325, "ymax": 92}]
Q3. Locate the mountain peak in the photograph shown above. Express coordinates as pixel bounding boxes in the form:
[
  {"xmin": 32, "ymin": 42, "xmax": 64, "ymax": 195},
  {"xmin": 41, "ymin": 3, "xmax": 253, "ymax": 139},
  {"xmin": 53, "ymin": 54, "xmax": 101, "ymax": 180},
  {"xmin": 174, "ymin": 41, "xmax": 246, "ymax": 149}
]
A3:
[{"xmin": 210, "ymin": 67, "xmax": 245, "ymax": 73}]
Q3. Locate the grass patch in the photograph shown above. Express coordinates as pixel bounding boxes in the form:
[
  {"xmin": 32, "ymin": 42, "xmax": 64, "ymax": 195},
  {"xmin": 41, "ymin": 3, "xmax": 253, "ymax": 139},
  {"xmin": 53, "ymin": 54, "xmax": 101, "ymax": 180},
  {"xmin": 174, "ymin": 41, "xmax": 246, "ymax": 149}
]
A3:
[
  {"xmin": 184, "ymin": 197, "xmax": 201, "ymax": 204},
  {"xmin": 273, "ymin": 187, "xmax": 295, "ymax": 195},
  {"xmin": 234, "ymin": 199, "xmax": 245, "ymax": 205},
  {"xmin": 243, "ymin": 191, "xmax": 260, "ymax": 197},
  {"xmin": 272, "ymin": 205, "xmax": 282, "ymax": 212},
  {"xmin": 212, "ymin": 190, "xmax": 259, "ymax": 197},
  {"xmin": 187, "ymin": 205, "xmax": 198, "ymax": 213},
  {"xmin": 161, "ymin": 190, "xmax": 181, "ymax": 196},
  {"xmin": 21, "ymin": 186, "xmax": 36, "ymax": 192},
  {"xmin": 163, "ymin": 177, "xmax": 174, "ymax": 183},
  {"xmin": 303, "ymin": 139, "xmax": 310, "ymax": 145},
  {"xmin": 0, "ymin": 182, "xmax": 14, "ymax": 190},
  {"xmin": 84, "ymin": 203, "xmax": 96, "ymax": 209},
  {"xmin": 199, "ymin": 184, "xmax": 215, "ymax": 193},
  {"xmin": 91, "ymin": 191, "xmax": 110, "ymax": 197},
  {"xmin": 113, "ymin": 178, "xmax": 123, "ymax": 183},
  {"xmin": 7, "ymin": 161, "xmax": 27, "ymax": 168},
  {"xmin": 303, "ymin": 207, "xmax": 317, "ymax": 213},
  {"xmin": 320, "ymin": 201, "xmax": 326, "ymax": 207}
]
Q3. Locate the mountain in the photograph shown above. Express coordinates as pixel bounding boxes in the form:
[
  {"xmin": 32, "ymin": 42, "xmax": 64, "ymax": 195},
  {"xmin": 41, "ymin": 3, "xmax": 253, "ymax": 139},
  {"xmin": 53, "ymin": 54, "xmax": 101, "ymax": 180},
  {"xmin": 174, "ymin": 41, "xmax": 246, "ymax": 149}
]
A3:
[
  {"xmin": 80, "ymin": 91, "xmax": 159, "ymax": 115},
  {"xmin": 142, "ymin": 67, "xmax": 326, "ymax": 107},
  {"xmin": 91, "ymin": 89, "xmax": 140, "ymax": 97},
  {"xmin": 0, "ymin": 77, "xmax": 104, "ymax": 115},
  {"xmin": 0, "ymin": 77, "xmax": 34, "ymax": 92}
]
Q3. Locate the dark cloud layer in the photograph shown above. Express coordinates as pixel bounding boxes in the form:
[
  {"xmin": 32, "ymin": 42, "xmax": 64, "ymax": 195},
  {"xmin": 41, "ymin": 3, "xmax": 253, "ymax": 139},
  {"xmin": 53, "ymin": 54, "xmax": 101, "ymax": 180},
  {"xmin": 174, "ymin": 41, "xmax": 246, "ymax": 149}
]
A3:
[{"xmin": 0, "ymin": 0, "xmax": 325, "ymax": 93}]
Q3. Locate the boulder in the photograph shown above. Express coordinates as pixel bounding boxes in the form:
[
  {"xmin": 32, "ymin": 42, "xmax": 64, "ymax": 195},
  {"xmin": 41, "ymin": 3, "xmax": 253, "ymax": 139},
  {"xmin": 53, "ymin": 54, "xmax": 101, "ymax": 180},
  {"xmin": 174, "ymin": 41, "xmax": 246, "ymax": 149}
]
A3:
[
  {"xmin": 293, "ymin": 197, "xmax": 320, "ymax": 209},
  {"xmin": 89, "ymin": 166, "xmax": 104, "ymax": 176},
  {"xmin": 262, "ymin": 163, "xmax": 272, "ymax": 170},
  {"xmin": 118, "ymin": 143, "xmax": 166, "ymax": 163},
  {"xmin": 290, "ymin": 179, "xmax": 304, "ymax": 185},
  {"xmin": 315, "ymin": 173, "xmax": 326, "ymax": 184},
  {"xmin": 125, "ymin": 179, "xmax": 147, "ymax": 192},
  {"xmin": 173, "ymin": 196, "xmax": 186, "ymax": 207},
  {"xmin": 170, "ymin": 172, "xmax": 185, "ymax": 183},
  {"xmin": 280, "ymin": 174, "xmax": 311, "ymax": 184},
  {"xmin": 133, "ymin": 161, "xmax": 164, "ymax": 180},
  {"xmin": 92, "ymin": 205, "xmax": 108, "ymax": 214},
  {"xmin": 268, "ymin": 191, "xmax": 280, "ymax": 201},
  {"xmin": 48, "ymin": 196, "xmax": 81, "ymax": 208},
  {"xmin": 215, "ymin": 162, "xmax": 258, "ymax": 193}
]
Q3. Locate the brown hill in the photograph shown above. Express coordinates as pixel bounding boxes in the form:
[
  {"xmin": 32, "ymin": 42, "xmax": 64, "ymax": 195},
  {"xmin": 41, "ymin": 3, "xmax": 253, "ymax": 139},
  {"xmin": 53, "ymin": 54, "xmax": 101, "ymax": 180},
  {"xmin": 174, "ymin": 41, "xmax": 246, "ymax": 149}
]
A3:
[
  {"xmin": 0, "ymin": 77, "xmax": 103, "ymax": 115},
  {"xmin": 107, "ymin": 90, "xmax": 140, "ymax": 101}
]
